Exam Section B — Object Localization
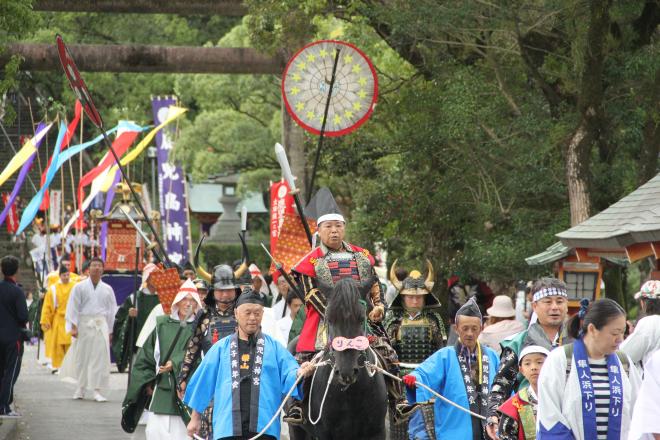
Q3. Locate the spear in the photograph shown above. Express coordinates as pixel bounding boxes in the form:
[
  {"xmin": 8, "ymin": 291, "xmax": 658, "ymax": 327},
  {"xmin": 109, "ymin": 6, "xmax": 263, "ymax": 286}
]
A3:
[
  {"xmin": 55, "ymin": 34, "xmax": 171, "ymax": 267},
  {"xmin": 259, "ymin": 242, "xmax": 305, "ymax": 304},
  {"xmin": 274, "ymin": 143, "xmax": 313, "ymax": 248}
]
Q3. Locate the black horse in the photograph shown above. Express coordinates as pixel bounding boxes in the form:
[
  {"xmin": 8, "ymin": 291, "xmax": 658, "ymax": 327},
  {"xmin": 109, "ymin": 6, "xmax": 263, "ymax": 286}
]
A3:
[{"xmin": 289, "ymin": 277, "xmax": 388, "ymax": 440}]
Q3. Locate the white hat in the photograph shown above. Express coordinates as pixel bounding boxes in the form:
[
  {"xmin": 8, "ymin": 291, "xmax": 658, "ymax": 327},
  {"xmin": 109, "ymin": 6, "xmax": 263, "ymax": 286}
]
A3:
[
  {"xmin": 141, "ymin": 262, "xmax": 158, "ymax": 288},
  {"xmin": 170, "ymin": 279, "xmax": 203, "ymax": 320},
  {"xmin": 486, "ymin": 295, "xmax": 516, "ymax": 318},
  {"xmin": 249, "ymin": 263, "xmax": 270, "ymax": 295},
  {"xmin": 519, "ymin": 345, "xmax": 550, "ymax": 364}
]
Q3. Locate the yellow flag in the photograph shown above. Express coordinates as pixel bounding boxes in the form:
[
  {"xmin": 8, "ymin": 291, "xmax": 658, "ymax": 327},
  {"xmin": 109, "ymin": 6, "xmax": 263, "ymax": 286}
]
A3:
[
  {"xmin": 0, "ymin": 123, "xmax": 53, "ymax": 187},
  {"xmin": 100, "ymin": 106, "xmax": 187, "ymax": 192}
]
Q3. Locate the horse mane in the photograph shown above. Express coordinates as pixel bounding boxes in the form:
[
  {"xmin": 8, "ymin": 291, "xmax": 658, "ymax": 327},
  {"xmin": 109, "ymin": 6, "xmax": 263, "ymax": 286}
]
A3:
[{"xmin": 325, "ymin": 278, "xmax": 365, "ymax": 327}]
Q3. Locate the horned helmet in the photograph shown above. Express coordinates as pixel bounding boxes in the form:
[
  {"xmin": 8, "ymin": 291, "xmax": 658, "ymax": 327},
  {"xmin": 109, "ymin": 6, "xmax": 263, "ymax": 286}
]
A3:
[
  {"xmin": 389, "ymin": 259, "xmax": 440, "ymax": 309},
  {"xmin": 194, "ymin": 236, "xmax": 248, "ymax": 301}
]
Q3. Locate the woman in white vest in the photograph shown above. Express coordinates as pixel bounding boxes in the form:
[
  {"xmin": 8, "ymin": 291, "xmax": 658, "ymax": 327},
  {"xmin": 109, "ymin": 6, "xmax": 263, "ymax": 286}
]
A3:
[{"xmin": 537, "ymin": 298, "xmax": 641, "ymax": 440}]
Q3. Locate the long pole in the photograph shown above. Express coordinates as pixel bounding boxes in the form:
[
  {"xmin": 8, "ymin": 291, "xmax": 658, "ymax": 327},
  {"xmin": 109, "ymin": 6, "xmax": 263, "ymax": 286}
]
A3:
[
  {"xmin": 56, "ymin": 35, "xmax": 168, "ymax": 266},
  {"xmin": 305, "ymin": 47, "xmax": 341, "ymax": 203},
  {"xmin": 260, "ymin": 243, "xmax": 305, "ymax": 304},
  {"xmin": 97, "ymin": 130, "xmax": 169, "ymax": 266},
  {"xmin": 126, "ymin": 222, "xmax": 141, "ymax": 386},
  {"xmin": 150, "ymin": 155, "xmax": 157, "ymax": 211},
  {"xmin": 76, "ymin": 111, "xmax": 83, "ymax": 271},
  {"xmin": 0, "ymin": 121, "xmax": 39, "ymax": 192}
]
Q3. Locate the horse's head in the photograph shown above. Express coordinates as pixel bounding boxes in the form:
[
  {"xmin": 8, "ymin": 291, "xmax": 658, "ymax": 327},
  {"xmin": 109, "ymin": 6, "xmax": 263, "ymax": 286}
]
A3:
[{"xmin": 323, "ymin": 276, "xmax": 375, "ymax": 387}]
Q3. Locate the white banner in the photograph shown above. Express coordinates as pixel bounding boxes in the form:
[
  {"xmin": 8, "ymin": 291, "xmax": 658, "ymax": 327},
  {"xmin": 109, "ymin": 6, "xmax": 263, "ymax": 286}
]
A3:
[{"xmin": 49, "ymin": 190, "xmax": 62, "ymax": 227}]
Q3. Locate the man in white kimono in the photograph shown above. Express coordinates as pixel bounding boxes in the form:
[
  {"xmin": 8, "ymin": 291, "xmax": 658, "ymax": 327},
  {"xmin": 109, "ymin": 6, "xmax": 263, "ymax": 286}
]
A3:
[{"xmin": 62, "ymin": 257, "xmax": 117, "ymax": 402}]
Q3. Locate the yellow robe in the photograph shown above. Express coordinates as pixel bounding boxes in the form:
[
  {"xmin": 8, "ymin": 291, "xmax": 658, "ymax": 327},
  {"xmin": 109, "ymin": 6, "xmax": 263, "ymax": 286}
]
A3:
[
  {"xmin": 40, "ymin": 280, "xmax": 77, "ymax": 368},
  {"xmin": 43, "ymin": 272, "xmax": 79, "ymax": 360}
]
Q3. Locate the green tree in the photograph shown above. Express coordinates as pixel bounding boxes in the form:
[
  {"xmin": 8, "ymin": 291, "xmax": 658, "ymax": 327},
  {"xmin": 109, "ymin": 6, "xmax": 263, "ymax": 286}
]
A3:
[{"xmin": 0, "ymin": 0, "xmax": 37, "ymax": 123}]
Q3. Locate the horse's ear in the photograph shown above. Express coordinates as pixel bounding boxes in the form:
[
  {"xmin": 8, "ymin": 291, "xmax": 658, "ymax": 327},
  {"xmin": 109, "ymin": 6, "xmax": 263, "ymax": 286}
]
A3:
[
  {"xmin": 316, "ymin": 277, "xmax": 334, "ymax": 298},
  {"xmin": 358, "ymin": 274, "xmax": 377, "ymax": 299}
]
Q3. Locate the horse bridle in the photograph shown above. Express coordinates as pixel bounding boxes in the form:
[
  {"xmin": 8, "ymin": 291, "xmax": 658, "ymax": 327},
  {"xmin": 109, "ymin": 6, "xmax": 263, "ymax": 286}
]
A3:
[
  {"xmin": 324, "ymin": 335, "xmax": 375, "ymax": 371},
  {"xmin": 308, "ymin": 337, "xmax": 379, "ymax": 425}
]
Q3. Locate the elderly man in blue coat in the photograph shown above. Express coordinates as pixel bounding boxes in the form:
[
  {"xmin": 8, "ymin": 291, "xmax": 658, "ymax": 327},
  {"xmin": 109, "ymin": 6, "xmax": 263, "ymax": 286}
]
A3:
[
  {"xmin": 184, "ymin": 290, "xmax": 315, "ymax": 439},
  {"xmin": 403, "ymin": 297, "xmax": 499, "ymax": 439}
]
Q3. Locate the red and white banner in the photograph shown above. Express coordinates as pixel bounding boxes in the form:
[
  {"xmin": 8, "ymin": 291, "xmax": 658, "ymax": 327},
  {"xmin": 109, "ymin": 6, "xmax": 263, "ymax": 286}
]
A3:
[
  {"xmin": 2, "ymin": 193, "xmax": 18, "ymax": 234},
  {"xmin": 269, "ymin": 180, "xmax": 295, "ymax": 254}
]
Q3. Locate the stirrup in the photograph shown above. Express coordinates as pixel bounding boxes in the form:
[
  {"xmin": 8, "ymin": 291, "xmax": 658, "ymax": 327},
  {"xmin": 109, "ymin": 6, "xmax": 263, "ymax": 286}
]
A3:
[{"xmin": 283, "ymin": 405, "xmax": 304, "ymax": 425}]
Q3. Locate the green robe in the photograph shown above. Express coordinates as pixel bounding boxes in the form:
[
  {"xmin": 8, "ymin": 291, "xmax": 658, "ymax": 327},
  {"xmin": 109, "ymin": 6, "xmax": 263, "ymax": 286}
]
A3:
[
  {"xmin": 288, "ymin": 305, "xmax": 307, "ymax": 343},
  {"xmin": 112, "ymin": 290, "xmax": 161, "ymax": 372},
  {"xmin": 27, "ymin": 300, "xmax": 40, "ymax": 338},
  {"xmin": 121, "ymin": 314, "xmax": 194, "ymax": 433}
]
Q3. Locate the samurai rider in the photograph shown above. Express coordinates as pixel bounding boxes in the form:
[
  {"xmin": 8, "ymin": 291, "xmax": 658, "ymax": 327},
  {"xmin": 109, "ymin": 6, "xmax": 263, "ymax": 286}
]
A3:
[
  {"xmin": 384, "ymin": 259, "xmax": 447, "ymax": 439},
  {"xmin": 176, "ymin": 250, "xmax": 247, "ymax": 440},
  {"xmin": 286, "ymin": 187, "xmax": 403, "ymax": 423}
]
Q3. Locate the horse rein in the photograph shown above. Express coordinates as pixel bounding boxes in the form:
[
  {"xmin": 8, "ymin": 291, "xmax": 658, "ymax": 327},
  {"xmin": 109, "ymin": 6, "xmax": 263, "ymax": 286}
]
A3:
[{"xmin": 308, "ymin": 340, "xmax": 380, "ymax": 425}]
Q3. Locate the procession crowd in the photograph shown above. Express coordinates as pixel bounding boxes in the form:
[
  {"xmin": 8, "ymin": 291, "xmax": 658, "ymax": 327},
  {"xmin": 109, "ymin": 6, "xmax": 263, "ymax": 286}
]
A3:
[{"xmin": 0, "ymin": 193, "xmax": 659, "ymax": 440}]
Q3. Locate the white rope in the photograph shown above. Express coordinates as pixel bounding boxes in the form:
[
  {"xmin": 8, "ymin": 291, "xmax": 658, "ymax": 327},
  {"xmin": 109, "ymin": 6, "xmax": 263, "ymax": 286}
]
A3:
[
  {"xmin": 365, "ymin": 346, "xmax": 378, "ymax": 378},
  {"xmin": 308, "ymin": 360, "xmax": 334, "ymax": 425},
  {"xmin": 365, "ymin": 361, "xmax": 487, "ymax": 421},
  {"xmin": 246, "ymin": 351, "xmax": 329, "ymax": 440}
]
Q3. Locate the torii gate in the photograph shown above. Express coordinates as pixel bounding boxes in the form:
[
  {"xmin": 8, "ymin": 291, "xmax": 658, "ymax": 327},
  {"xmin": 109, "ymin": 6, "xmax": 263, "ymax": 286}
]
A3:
[{"xmin": 2, "ymin": 0, "xmax": 309, "ymax": 198}]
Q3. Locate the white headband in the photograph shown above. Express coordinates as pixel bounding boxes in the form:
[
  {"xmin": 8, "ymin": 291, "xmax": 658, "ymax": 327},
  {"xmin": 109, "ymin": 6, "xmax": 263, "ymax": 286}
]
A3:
[{"xmin": 316, "ymin": 213, "xmax": 345, "ymax": 226}]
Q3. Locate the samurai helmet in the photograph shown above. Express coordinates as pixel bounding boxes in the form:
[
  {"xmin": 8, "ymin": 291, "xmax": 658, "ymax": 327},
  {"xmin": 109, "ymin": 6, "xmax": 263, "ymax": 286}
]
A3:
[
  {"xmin": 194, "ymin": 235, "xmax": 248, "ymax": 290},
  {"xmin": 389, "ymin": 259, "xmax": 435, "ymax": 296},
  {"xmin": 210, "ymin": 264, "xmax": 239, "ymax": 290}
]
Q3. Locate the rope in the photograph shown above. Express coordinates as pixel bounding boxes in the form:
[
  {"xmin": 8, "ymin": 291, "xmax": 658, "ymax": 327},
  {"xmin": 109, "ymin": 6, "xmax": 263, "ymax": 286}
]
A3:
[
  {"xmin": 245, "ymin": 351, "xmax": 328, "ymax": 440},
  {"xmin": 308, "ymin": 360, "xmax": 334, "ymax": 425},
  {"xmin": 365, "ymin": 346, "xmax": 377, "ymax": 378},
  {"xmin": 364, "ymin": 361, "xmax": 487, "ymax": 421}
]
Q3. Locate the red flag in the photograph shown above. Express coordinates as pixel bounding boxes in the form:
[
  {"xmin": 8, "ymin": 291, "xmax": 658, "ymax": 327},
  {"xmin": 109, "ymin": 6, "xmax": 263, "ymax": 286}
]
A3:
[
  {"xmin": 39, "ymin": 100, "xmax": 82, "ymax": 211},
  {"xmin": 2, "ymin": 193, "xmax": 18, "ymax": 234}
]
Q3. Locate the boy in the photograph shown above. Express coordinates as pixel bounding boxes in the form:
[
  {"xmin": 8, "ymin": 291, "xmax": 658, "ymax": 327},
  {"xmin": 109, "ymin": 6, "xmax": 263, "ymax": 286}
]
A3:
[{"xmin": 497, "ymin": 345, "xmax": 549, "ymax": 440}]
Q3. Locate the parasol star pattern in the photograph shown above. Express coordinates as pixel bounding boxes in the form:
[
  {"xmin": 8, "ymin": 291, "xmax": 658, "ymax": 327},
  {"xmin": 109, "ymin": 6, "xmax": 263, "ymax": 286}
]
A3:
[{"xmin": 282, "ymin": 40, "xmax": 378, "ymax": 137}]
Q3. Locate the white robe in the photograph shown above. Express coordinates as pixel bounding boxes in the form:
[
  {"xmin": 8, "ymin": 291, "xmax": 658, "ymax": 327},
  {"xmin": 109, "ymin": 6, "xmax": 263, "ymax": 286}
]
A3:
[
  {"xmin": 538, "ymin": 344, "xmax": 642, "ymax": 440},
  {"xmin": 275, "ymin": 316, "xmax": 293, "ymax": 348},
  {"xmin": 628, "ymin": 350, "xmax": 660, "ymax": 440},
  {"xmin": 60, "ymin": 278, "xmax": 117, "ymax": 390},
  {"xmin": 620, "ymin": 315, "xmax": 660, "ymax": 368},
  {"xmin": 145, "ymin": 413, "xmax": 187, "ymax": 440},
  {"xmin": 271, "ymin": 298, "xmax": 290, "ymax": 321},
  {"xmin": 136, "ymin": 304, "xmax": 164, "ymax": 348}
]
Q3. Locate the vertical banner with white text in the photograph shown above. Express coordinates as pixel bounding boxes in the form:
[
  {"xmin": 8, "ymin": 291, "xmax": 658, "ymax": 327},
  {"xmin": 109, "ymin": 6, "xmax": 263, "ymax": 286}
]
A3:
[
  {"xmin": 151, "ymin": 97, "xmax": 191, "ymax": 265},
  {"xmin": 49, "ymin": 189, "xmax": 62, "ymax": 227},
  {"xmin": 269, "ymin": 180, "xmax": 295, "ymax": 255}
]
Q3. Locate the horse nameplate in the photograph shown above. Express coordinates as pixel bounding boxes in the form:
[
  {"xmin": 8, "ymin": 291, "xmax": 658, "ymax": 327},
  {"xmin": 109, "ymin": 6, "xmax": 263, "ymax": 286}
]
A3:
[{"xmin": 331, "ymin": 336, "xmax": 369, "ymax": 351}]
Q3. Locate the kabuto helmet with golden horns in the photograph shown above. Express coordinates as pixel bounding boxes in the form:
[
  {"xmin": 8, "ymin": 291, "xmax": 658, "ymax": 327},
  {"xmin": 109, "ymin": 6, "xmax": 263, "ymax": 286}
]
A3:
[
  {"xmin": 389, "ymin": 259, "xmax": 440, "ymax": 308},
  {"xmin": 194, "ymin": 236, "xmax": 248, "ymax": 291}
]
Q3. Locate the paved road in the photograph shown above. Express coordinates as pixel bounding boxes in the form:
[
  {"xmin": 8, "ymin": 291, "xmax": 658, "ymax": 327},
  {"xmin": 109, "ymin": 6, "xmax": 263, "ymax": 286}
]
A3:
[{"xmin": 10, "ymin": 344, "xmax": 145, "ymax": 440}]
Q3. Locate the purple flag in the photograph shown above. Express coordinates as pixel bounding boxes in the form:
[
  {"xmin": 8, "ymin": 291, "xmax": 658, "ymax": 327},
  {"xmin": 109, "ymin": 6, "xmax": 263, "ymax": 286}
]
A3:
[
  {"xmin": 151, "ymin": 97, "xmax": 191, "ymax": 266},
  {"xmin": 0, "ymin": 123, "xmax": 48, "ymax": 228}
]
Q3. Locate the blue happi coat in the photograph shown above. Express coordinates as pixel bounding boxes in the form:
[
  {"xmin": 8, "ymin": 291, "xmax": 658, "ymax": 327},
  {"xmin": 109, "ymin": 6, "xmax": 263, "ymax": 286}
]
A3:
[
  {"xmin": 183, "ymin": 332, "xmax": 303, "ymax": 439},
  {"xmin": 407, "ymin": 345, "xmax": 499, "ymax": 439}
]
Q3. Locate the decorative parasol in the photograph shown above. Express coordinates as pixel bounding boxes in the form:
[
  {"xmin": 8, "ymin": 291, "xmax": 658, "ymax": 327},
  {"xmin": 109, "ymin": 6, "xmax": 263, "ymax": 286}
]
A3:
[
  {"xmin": 282, "ymin": 40, "xmax": 378, "ymax": 137},
  {"xmin": 281, "ymin": 40, "xmax": 378, "ymax": 202}
]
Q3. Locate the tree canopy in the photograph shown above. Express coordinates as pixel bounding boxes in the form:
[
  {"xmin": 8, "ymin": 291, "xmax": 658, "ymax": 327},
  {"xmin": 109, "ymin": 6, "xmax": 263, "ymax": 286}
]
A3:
[{"xmin": 2, "ymin": 0, "xmax": 659, "ymax": 288}]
